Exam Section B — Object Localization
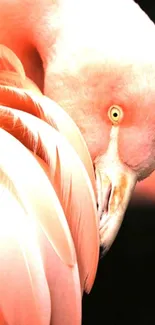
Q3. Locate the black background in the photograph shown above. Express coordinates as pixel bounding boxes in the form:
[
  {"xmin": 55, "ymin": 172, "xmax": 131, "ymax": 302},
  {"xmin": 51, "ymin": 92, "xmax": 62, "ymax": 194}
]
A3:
[{"xmin": 82, "ymin": 2, "xmax": 155, "ymax": 324}]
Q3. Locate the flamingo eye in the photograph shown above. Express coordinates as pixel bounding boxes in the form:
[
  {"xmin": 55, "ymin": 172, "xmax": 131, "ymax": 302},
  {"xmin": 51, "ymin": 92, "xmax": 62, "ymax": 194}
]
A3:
[{"xmin": 108, "ymin": 105, "xmax": 123, "ymax": 124}]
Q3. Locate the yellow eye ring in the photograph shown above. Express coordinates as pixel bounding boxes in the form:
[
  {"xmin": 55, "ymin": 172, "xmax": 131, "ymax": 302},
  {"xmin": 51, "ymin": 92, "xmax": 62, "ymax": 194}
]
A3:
[{"xmin": 108, "ymin": 105, "xmax": 123, "ymax": 124}]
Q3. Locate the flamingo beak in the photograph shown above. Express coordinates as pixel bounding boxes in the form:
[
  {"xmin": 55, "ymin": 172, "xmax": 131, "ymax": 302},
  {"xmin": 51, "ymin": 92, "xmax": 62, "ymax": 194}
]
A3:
[{"xmin": 94, "ymin": 127, "xmax": 138, "ymax": 253}]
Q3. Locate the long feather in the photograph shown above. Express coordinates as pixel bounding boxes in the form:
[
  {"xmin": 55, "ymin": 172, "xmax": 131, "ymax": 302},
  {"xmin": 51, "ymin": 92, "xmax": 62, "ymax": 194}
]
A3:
[
  {"xmin": 0, "ymin": 171, "xmax": 51, "ymax": 325},
  {"xmin": 0, "ymin": 44, "xmax": 25, "ymax": 79},
  {"xmin": 0, "ymin": 85, "xmax": 96, "ymax": 193},
  {"xmin": 0, "ymin": 127, "xmax": 75, "ymax": 267},
  {"xmin": 0, "ymin": 105, "xmax": 99, "ymax": 292},
  {"xmin": 0, "ymin": 45, "xmax": 99, "ymax": 325},
  {"xmin": 0, "ymin": 144, "xmax": 81, "ymax": 325},
  {"xmin": 38, "ymin": 224, "xmax": 81, "ymax": 325},
  {"xmin": 30, "ymin": 152, "xmax": 82, "ymax": 325}
]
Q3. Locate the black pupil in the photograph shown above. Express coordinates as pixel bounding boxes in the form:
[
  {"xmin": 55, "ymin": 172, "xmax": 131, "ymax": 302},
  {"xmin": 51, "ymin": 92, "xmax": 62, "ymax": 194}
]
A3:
[{"xmin": 113, "ymin": 112, "xmax": 118, "ymax": 118}]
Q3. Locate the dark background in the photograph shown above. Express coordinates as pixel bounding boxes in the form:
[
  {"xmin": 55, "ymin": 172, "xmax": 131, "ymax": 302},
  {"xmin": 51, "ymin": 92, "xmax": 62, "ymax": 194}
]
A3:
[{"xmin": 82, "ymin": 2, "xmax": 155, "ymax": 324}]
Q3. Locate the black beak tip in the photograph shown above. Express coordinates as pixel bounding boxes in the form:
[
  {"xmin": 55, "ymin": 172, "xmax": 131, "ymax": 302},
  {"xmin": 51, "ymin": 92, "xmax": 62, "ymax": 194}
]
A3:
[{"xmin": 99, "ymin": 244, "xmax": 108, "ymax": 259}]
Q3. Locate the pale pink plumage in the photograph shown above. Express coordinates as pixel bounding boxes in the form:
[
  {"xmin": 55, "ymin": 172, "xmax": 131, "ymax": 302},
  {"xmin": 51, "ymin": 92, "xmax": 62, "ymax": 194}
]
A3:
[{"xmin": 0, "ymin": 44, "xmax": 99, "ymax": 325}]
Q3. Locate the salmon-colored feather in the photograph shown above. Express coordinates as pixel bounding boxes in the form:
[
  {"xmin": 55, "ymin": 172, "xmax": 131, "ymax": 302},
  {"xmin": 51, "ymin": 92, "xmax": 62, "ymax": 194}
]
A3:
[
  {"xmin": 39, "ymin": 226, "xmax": 81, "ymax": 325},
  {"xmin": 0, "ymin": 127, "xmax": 75, "ymax": 267},
  {"xmin": 31, "ymin": 154, "xmax": 82, "ymax": 325},
  {"xmin": 0, "ymin": 310, "xmax": 5, "ymax": 325},
  {"xmin": 0, "ymin": 173, "xmax": 51, "ymax": 325},
  {"xmin": 0, "ymin": 44, "xmax": 25, "ymax": 79},
  {"xmin": 0, "ymin": 153, "xmax": 81, "ymax": 325},
  {"xmin": 0, "ymin": 85, "xmax": 96, "ymax": 193},
  {"xmin": 0, "ymin": 106, "xmax": 99, "ymax": 292},
  {"xmin": 0, "ymin": 71, "xmax": 42, "ymax": 94},
  {"xmin": 0, "ymin": 43, "xmax": 99, "ymax": 324}
]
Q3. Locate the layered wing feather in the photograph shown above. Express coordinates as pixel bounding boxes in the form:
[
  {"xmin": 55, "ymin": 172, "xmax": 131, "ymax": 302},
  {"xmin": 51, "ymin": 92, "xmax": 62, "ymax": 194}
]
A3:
[
  {"xmin": 0, "ymin": 44, "xmax": 99, "ymax": 325},
  {"xmin": 0, "ymin": 106, "xmax": 99, "ymax": 292},
  {"xmin": 0, "ymin": 86, "xmax": 96, "ymax": 193}
]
